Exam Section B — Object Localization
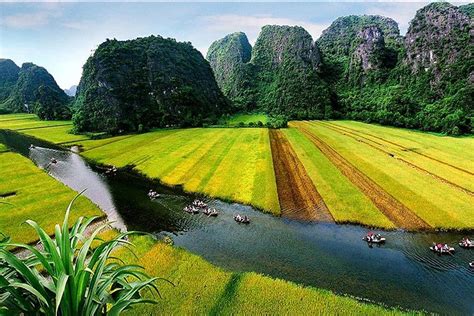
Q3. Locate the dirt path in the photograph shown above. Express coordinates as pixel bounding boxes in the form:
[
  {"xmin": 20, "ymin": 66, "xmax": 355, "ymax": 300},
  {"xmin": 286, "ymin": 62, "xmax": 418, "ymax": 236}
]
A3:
[
  {"xmin": 314, "ymin": 122, "xmax": 474, "ymax": 197},
  {"xmin": 295, "ymin": 122, "xmax": 431, "ymax": 230},
  {"xmin": 269, "ymin": 129, "xmax": 334, "ymax": 222},
  {"xmin": 324, "ymin": 121, "xmax": 474, "ymax": 177}
]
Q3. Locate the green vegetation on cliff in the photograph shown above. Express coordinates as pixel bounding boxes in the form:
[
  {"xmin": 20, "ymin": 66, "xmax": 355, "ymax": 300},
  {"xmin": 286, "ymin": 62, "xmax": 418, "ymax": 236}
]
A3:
[
  {"xmin": 74, "ymin": 36, "xmax": 229, "ymax": 133},
  {"xmin": 209, "ymin": 2, "xmax": 472, "ymax": 135},
  {"xmin": 208, "ymin": 26, "xmax": 331, "ymax": 120},
  {"xmin": 0, "ymin": 61, "xmax": 71, "ymax": 119},
  {"xmin": 318, "ymin": 3, "xmax": 473, "ymax": 135}
]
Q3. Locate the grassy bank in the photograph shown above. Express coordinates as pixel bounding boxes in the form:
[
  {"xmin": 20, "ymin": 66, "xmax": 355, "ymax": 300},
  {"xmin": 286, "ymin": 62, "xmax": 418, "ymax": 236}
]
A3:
[
  {"xmin": 0, "ymin": 148, "xmax": 103, "ymax": 244},
  {"xmin": 118, "ymin": 236, "xmax": 412, "ymax": 315}
]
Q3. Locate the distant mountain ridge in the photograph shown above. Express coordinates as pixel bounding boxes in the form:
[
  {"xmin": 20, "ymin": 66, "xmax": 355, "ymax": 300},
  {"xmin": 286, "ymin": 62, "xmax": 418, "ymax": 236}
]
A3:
[
  {"xmin": 208, "ymin": 2, "xmax": 473, "ymax": 134},
  {"xmin": 0, "ymin": 60, "xmax": 71, "ymax": 119},
  {"xmin": 64, "ymin": 85, "xmax": 77, "ymax": 97}
]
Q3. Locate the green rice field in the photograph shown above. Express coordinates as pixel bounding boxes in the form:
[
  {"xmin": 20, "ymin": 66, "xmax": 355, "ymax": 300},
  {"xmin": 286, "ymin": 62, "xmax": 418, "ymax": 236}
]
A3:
[
  {"xmin": 118, "ymin": 236, "xmax": 410, "ymax": 315},
  {"xmin": 1, "ymin": 114, "xmax": 472, "ymax": 230},
  {"xmin": 0, "ymin": 148, "xmax": 103, "ymax": 244}
]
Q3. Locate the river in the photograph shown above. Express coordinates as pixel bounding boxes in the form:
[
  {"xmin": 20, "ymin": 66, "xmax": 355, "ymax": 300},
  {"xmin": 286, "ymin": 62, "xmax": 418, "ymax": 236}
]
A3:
[{"xmin": 1, "ymin": 129, "xmax": 473, "ymax": 315}]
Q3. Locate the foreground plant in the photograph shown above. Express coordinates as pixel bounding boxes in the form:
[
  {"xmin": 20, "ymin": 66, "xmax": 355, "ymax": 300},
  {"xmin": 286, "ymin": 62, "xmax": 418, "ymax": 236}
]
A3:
[{"xmin": 0, "ymin": 195, "xmax": 163, "ymax": 315}]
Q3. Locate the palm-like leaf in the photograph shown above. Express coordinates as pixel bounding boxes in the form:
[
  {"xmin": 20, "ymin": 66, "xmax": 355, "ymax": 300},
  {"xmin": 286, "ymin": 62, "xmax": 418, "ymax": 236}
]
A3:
[{"xmin": 0, "ymin": 194, "xmax": 163, "ymax": 315}]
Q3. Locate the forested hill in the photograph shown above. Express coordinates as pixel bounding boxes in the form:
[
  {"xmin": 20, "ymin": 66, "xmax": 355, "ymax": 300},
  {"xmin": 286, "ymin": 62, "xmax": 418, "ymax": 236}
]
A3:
[
  {"xmin": 208, "ymin": 2, "xmax": 473, "ymax": 134},
  {"xmin": 207, "ymin": 26, "xmax": 331, "ymax": 120},
  {"xmin": 0, "ymin": 60, "xmax": 71, "ymax": 120},
  {"xmin": 74, "ymin": 36, "xmax": 229, "ymax": 133}
]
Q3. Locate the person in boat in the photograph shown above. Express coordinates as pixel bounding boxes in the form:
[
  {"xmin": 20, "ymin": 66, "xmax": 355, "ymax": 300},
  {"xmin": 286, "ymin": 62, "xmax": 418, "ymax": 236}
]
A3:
[
  {"xmin": 50, "ymin": 158, "xmax": 57, "ymax": 164},
  {"xmin": 462, "ymin": 237, "xmax": 471, "ymax": 246}
]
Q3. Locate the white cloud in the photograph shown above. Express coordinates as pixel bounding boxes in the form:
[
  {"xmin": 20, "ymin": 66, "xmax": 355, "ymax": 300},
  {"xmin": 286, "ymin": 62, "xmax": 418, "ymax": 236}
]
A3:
[
  {"xmin": 202, "ymin": 14, "xmax": 329, "ymax": 43},
  {"xmin": 1, "ymin": 4, "xmax": 62, "ymax": 29}
]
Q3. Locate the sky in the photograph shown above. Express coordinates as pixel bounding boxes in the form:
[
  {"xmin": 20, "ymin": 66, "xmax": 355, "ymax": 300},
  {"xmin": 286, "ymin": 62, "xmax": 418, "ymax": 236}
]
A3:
[{"xmin": 0, "ymin": 1, "xmax": 467, "ymax": 89}]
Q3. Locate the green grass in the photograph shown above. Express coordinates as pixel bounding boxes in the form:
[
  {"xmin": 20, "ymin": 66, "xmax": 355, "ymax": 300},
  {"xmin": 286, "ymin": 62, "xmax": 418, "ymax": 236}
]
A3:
[
  {"xmin": 298, "ymin": 121, "xmax": 474, "ymax": 230},
  {"xmin": 284, "ymin": 128, "xmax": 394, "ymax": 228},
  {"xmin": 223, "ymin": 113, "xmax": 269, "ymax": 126},
  {"xmin": 119, "ymin": 236, "xmax": 411, "ymax": 315},
  {"xmin": 0, "ymin": 150, "xmax": 103, "ymax": 244}
]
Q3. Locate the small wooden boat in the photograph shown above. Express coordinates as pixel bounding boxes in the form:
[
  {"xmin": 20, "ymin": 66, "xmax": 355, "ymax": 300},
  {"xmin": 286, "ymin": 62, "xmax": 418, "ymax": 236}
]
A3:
[
  {"xmin": 148, "ymin": 190, "xmax": 160, "ymax": 200},
  {"xmin": 192, "ymin": 199, "xmax": 207, "ymax": 208},
  {"xmin": 50, "ymin": 158, "xmax": 57, "ymax": 164},
  {"xmin": 234, "ymin": 214, "xmax": 250, "ymax": 224},
  {"xmin": 183, "ymin": 206, "xmax": 199, "ymax": 214},
  {"xmin": 203, "ymin": 208, "xmax": 218, "ymax": 217},
  {"xmin": 430, "ymin": 243, "xmax": 455, "ymax": 254},
  {"xmin": 458, "ymin": 239, "xmax": 473, "ymax": 249},
  {"xmin": 363, "ymin": 232, "xmax": 386, "ymax": 244}
]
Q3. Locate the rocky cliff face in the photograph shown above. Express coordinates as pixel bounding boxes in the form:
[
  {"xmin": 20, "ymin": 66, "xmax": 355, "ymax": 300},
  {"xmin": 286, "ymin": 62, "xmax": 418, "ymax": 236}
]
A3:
[
  {"xmin": 74, "ymin": 36, "xmax": 229, "ymax": 133},
  {"xmin": 206, "ymin": 32, "xmax": 253, "ymax": 108},
  {"xmin": 1, "ymin": 62, "xmax": 70, "ymax": 118},
  {"xmin": 350, "ymin": 26, "xmax": 386, "ymax": 73},
  {"xmin": 207, "ymin": 26, "xmax": 331, "ymax": 119},
  {"xmin": 0, "ymin": 59, "xmax": 20, "ymax": 103},
  {"xmin": 318, "ymin": 15, "xmax": 401, "ymax": 68},
  {"xmin": 404, "ymin": 2, "xmax": 472, "ymax": 81}
]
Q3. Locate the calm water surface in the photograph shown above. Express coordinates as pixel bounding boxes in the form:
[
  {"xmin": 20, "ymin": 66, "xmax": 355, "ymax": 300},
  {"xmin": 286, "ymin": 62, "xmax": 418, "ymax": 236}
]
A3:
[{"xmin": 1, "ymin": 130, "xmax": 473, "ymax": 315}]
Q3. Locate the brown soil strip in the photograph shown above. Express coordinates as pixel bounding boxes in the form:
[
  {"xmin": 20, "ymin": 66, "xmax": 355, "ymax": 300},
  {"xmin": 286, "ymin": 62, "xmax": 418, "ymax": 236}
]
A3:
[
  {"xmin": 296, "ymin": 122, "xmax": 431, "ymax": 230},
  {"xmin": 325, "ymin": 121, "xmax": 474, "ymax": 177},
  {"xmin": 269, "ymin": 129, "xmax": 334, "ymax": 222},
  {"xmin": 316, "ymin": 122, "xmax": 474, "ymax": 197}
]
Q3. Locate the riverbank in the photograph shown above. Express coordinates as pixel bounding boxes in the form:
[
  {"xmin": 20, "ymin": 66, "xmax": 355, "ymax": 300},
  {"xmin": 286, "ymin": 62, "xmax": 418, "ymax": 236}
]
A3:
[{"xmin": 118, "ymin": 235, "xmax": 414, "ymax": 315}]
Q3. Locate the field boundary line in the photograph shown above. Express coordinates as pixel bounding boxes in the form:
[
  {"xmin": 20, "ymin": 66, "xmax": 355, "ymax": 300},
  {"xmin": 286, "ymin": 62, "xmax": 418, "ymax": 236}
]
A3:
[
  {"xmin": 295, "ymin": 122, "xmax": 430, "ymax": 230},
  {"xmin": 270, "ymin": 129, "xmax": 334, "ymax": 222},
  {"xmin": 315, "ymin": 121, "xmax": 474, "ymax": 197},
  {"xmin": 14, "ymin": 123, "xmax": 73, "ymax": 131},
  {"xmin": 163, "ymin": 130, "xmax": 229, "ymax": 184},
  {"xmin": 326, "ymin": 121, "xmax": 474, "ymax": 176}
]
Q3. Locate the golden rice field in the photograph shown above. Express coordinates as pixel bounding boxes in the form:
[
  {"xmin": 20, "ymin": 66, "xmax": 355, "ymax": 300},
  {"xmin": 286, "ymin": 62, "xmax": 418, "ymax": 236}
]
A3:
[
  {"xmin": 116, "ymin": 236, "xmax": 410, "ymax": 315},
  {"xmin": 81, "ymin": 128, "xmax": 280, "ymax": 213},
  {"xmin": 1, "ymin": 114, "xmax": 472, "ymax": 230},
  {"xmin": 290, "ymin": 121, "xmax": 474, "ymax": 230},
  {"xmin": 0, "ymin": 148, "xmax": 103, "ymax": 245}
]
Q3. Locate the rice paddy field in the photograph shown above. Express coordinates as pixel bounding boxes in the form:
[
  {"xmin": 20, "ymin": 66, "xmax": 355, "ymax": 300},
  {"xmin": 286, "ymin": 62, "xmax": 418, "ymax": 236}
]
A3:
[
  {"xmin": 0, "ymin": 114, "xmax": 472, "ymax": 230},
  {"xmin": 290, "ymin": 121, "xmax": 474, "ymax": 230},
  {"xmin": 0, "ymin": 147, "xmax": 103, "ymax": 244},
  {"xmin": 118, "ymin": 236, "xmax": 409, "ymax": 315}
]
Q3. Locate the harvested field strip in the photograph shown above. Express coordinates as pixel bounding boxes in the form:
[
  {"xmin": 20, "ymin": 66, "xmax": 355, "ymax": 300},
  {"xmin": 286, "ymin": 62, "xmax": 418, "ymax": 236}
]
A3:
[
  {"xmin": 314, "ymin": 122, "xmax": 474, "ymax": 196},
  {"xmin": 269, "ymin": 129, "xmax": 333, "ymax": 222},
  {"xmin": 284, "ymin": 129, "xmax": 394, "ymax": 228},
  {"xmin": 295, "ymin": 122, "xmax": 430, "ymax": 230},
  {"xmin": 325, "ymin": 121, "xmax": 474, "ymax": 177}
]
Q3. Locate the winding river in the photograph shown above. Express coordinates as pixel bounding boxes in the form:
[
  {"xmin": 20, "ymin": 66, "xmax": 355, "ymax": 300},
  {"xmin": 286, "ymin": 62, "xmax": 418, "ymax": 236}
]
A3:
[{"xmin": 1, "ymin": 130, "xmax": 473, "ymax": 315}]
